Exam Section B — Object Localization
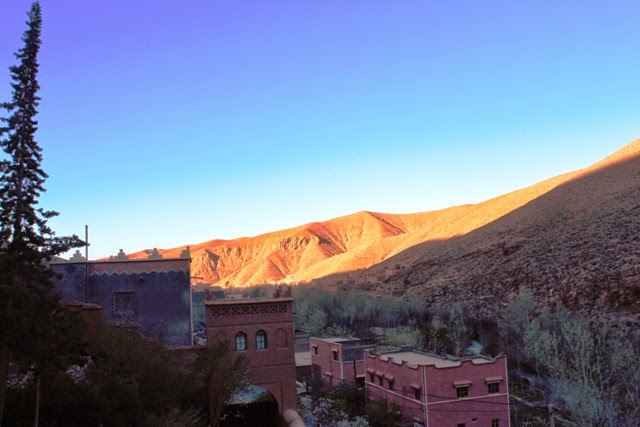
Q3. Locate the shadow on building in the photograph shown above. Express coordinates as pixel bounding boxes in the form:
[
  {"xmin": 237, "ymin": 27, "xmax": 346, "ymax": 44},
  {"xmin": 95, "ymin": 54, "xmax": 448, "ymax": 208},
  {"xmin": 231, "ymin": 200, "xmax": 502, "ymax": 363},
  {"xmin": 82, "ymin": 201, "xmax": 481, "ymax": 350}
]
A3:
[
  {"xmin": 51, "ymin": 248, "xmax": 192, "ymax": 347},
  {"xmin": 220, "ymin": 385, "xmax": 279, "ymax": 427}
]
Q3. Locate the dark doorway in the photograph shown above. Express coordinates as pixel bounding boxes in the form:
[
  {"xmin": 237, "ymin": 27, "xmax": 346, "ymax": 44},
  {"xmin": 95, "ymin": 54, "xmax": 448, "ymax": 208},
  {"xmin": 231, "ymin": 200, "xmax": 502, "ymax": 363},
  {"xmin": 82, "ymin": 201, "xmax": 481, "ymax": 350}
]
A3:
[{"xmin": 220, "ymin": 387, "xmax": 279, "ymax": 427}]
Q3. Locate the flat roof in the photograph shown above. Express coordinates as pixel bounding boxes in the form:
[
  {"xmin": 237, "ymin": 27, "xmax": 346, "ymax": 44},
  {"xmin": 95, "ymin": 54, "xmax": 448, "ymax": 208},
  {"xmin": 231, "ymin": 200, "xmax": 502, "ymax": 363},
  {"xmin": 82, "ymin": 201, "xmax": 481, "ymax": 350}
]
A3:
[
  {"xmin": 205, "ymin": 297, "xmax": 293, "ymax": 306},
  {"xmin": 376, "ymin": 351, "xmax": 494, "ymax": 368},
  {"xmin": 313, "ymin": 337, "xmax": 359, "ymax": 343}
]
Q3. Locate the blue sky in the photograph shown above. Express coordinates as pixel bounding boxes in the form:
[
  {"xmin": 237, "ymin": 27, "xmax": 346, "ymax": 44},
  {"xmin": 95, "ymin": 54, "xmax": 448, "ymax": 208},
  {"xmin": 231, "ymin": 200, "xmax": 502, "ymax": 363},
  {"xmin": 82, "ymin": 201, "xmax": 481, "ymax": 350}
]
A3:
[{"xmin": 1, "ymin": 1, "xmax": 638, "ymax": 259}]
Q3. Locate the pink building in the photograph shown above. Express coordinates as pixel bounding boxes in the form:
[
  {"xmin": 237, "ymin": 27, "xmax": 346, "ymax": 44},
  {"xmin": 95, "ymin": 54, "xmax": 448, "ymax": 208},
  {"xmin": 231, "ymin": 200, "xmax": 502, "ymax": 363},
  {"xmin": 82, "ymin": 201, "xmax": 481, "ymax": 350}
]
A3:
[
  {"xmin": 205, "ymin": 296, "xmax": 297, "ymax": 415},
  {"xmin": 310, "ymin": 337, "xmax": 378, "ymax": 387},
  {"xmin": 365, "ymin": 350, "xmax": 510, "ymax": 427}
]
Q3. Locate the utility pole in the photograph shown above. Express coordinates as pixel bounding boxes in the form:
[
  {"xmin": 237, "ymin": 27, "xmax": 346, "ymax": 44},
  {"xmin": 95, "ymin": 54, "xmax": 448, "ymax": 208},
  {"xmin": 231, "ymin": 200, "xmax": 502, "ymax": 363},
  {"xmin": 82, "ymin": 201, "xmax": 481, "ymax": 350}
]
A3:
[
  {"xmin": 353, "ymin": 360, "xmax": 357, "ymax": 386},
  {"xmin": 548, "ymin": 404, "xmax": 555, "ymax": 427}
]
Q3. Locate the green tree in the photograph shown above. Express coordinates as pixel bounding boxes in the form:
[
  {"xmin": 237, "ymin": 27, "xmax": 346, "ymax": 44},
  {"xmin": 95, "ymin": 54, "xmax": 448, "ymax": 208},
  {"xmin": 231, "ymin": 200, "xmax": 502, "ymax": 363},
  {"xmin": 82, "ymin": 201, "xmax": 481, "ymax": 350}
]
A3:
[
  {"xmin": 0, "ymin": 2, "xmax": 83, "ymax": 424},
  {"xmin": 306, "ymin": 308, "xmax": 328, "ymax": 335}
]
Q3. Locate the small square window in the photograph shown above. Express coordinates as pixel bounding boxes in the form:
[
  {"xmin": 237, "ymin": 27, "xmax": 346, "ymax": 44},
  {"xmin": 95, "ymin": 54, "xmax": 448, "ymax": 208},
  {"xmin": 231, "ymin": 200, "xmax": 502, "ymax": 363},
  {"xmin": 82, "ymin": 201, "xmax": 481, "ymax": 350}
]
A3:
[
  {"xmin": 457, "ymin": 424, "xmax": 466, "ymax": 427},
  {"xmin": 312, "ymin": 345, "xmax": 318, "ymax": 355},
  {"xmin": 332, "ymin": 350, "xmax": 339, "ymax": 361},
  {"xmin": 414, "ymin": 388, "xmax": 421, "ymax": 400},
  {"xmin": 488, "ymin": 382, "xmax": 500, "ymax": 394},
  {"xmin": 456, "ymin": 386, "xmax": 469, "ymax": 398},
  {"xmin": 369, "ymin": 373, "xmax": 375, "ymax": 383},
  {"xmin": 388, "ymin": 380, "xmax": 394, "ymax": 391},
  {"xmin": 491, "ymin": 419, "xmax": 500, "ymax": 427},
  {"xmin": 378, "ymin": 376, "xmax": 383, "ymax": 386}
]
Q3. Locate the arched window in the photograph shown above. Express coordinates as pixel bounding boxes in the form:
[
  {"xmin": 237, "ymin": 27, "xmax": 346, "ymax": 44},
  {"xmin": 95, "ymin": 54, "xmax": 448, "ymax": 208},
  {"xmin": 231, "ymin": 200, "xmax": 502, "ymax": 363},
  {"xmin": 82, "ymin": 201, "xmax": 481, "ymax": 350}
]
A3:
[
  {"xmin": 235, "ymin": 332, "xmax": 247, "ymax": 351},
  {"xmin": 256, "ymin": 330, "xmax": 267, "ymax": 349}
]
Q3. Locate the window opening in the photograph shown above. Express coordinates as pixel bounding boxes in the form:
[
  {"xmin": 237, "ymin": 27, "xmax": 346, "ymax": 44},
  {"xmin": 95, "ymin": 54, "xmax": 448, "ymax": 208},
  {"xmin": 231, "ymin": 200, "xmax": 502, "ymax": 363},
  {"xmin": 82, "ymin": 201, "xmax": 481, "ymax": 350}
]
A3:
[
  {"xmin": 456, "ymin": 386, "xmax": 469, "ymax": 398},
  {"xmin": 256, "ymin": 330, "xmax": 267, "ymax": 349},
  {"xmin": 235, "ymin": 333, "xmax": 247, "ymax": 351}
]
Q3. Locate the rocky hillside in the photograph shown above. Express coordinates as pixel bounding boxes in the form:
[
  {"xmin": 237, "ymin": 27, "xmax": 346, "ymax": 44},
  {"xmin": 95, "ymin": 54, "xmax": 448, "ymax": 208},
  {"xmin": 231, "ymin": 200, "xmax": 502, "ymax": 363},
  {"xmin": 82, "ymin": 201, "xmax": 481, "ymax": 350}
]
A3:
[
  {"xmin": 322, "ymin": 139, "xmax": 640, "ymax": 320},
  {"xmin": 131, "ymin": 139, "xmax": 640, "ymax": 318},
  {"xmin": 129, "ymin": 210, "xmax": 436, "ymax": 286}
]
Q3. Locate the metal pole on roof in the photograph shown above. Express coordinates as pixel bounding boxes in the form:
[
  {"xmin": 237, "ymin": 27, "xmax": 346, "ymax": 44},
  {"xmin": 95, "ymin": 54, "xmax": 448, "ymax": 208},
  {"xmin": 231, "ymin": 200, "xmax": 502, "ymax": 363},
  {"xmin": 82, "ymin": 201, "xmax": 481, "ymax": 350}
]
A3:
[
  {"xmin": 85, "ymin": 225, "xmax": 89, "ymax": 260},
  {"xmin": 84, "ymin": 225, "xmax": 89, "ymax": 303}
]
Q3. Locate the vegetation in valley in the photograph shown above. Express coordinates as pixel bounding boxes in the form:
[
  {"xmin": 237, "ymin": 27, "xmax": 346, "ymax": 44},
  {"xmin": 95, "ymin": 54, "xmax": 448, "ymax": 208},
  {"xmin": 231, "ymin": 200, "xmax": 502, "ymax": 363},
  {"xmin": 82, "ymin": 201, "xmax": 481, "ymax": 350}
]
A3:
[
  {"xmin": 299, "ymin": 380, "xmax": 402, "ymax": 427},
  {"xmin": 247, "ymin": 283, "xmax": 640, "ymax": 426}
]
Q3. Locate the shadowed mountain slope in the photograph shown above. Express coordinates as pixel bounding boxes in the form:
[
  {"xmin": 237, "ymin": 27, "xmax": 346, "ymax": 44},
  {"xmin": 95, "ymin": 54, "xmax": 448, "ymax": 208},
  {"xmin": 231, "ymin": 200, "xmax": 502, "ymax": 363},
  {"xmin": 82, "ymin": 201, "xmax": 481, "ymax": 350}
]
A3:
[
  {"xmin": 130, "ymin": 139, "xmax": 640, "ymax": 318},
  {"xmin": 317, "ymin": 139, "xmax": 640, "ymax": 319}
]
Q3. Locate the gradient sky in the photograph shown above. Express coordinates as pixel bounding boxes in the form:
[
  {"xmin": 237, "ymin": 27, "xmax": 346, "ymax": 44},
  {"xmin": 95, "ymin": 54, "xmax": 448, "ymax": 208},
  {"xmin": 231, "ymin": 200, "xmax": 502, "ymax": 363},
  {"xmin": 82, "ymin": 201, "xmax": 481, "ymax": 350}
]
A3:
[{"xmin": 1, "ymin": 1, "xmax": 638, "ymax": 260}]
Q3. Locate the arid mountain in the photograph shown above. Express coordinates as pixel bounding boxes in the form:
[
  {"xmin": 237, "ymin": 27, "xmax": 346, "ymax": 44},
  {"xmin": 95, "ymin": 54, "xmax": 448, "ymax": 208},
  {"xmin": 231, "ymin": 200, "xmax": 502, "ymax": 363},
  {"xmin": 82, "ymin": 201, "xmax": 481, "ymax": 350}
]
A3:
[
  {"xmin": 320, "ymin": 139, "xmax": 640, "ymax": 320},
  {"xmin": 131, "ymin": 139, "xmax": 640, "ymax": 318}
]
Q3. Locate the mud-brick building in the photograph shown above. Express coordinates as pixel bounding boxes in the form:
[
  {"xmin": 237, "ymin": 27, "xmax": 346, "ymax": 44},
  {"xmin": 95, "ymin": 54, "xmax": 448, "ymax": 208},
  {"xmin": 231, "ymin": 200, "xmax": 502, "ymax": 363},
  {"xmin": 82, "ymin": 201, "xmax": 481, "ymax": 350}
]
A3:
[
  {"xmin": 310, "ymin": 337, "xmax": 381, "ymax": 387},
  {"xmin": 365, "ymin": 349, "xmax": 510, "ymax": 427},
  {"xmin": 205, "ymin": 296, "xmax": 297, "ymax": 417},
  {"xmin": 51, "ymin": 248, "xmax": 192, "ymax": 347}
]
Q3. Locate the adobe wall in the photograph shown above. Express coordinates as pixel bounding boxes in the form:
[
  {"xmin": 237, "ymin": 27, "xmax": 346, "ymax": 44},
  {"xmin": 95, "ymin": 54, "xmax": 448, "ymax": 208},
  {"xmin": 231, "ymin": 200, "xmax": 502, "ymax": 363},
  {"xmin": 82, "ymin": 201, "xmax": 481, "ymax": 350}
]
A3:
[
  {"xmin": 51, "ymin": 258, "xmax": 192, "ymax": 347},
  {"xmin": 365, "ymin": 353, "xmax": 425, "ymax": 422},
  {"xmin": 364, "ymin": 353, "xmax": 510, "ymax": 427},
  {"xmin": 61, "ymin": 301, "xmax": 103, "ymax": 355},
  {"xmin": 348, "ymin": 360, "xmax": 365, "ymax": 383},
  {"xmin": 425, "ymin": 356, "xmax": 510, "ymax": 427},
  {"xmin": 311, "ymin": 338, "xmax": 374, "ymax": 386},
  {"xmin": 206, "ymin": 298, "xmax": 297, "ymax": 413},
  {"xmin": 310, "ymin": 338, "xmax": 347, "ymax": 384},
  {"xmin": 53, "ymin": 262, "xmax": 87, "ymax": 301}
]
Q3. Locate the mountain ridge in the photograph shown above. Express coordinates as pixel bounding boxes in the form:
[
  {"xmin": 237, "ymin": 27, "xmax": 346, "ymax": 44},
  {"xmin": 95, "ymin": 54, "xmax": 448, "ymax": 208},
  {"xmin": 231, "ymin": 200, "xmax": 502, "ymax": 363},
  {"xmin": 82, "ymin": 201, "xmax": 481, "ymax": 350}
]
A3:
[{"xmin": 129, "ymin": 138, "xmax": 640, "ymax": 317}]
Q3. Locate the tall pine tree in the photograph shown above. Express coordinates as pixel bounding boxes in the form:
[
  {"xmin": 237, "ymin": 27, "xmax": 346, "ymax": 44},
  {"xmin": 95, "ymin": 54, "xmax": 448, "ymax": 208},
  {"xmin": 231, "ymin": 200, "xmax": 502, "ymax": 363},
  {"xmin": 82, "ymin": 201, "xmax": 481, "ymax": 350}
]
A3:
[{"xmin": 0, "ymin": 3, "xmax": 83, "ymax": 424}]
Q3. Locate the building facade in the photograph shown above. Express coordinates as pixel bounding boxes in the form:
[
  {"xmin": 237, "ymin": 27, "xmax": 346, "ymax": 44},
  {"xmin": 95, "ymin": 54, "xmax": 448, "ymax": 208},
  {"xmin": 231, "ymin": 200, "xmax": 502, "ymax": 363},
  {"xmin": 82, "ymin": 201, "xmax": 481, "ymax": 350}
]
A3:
[
  {"xmin": 205, "ymin": 296, "xmax": 297, "ymax": 414},
  {"xmin": 310, "ymin": 337, "xmax": 378, "ymax": 387},
  {"xmin": 51, "ymin": 250, "xmax": 192, "ymax": 347},
  {"xmin": 365, "ymin": 350, "xmax": 510, "ymax": 427}
]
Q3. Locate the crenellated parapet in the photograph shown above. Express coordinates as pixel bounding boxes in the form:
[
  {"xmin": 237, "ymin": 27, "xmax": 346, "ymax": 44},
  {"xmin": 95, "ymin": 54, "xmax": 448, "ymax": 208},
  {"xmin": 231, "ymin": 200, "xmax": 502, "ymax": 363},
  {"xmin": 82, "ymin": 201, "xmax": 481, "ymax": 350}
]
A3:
[
  {"xmin": 69, "ymin": 250, "xmax": 87, "ymax": 262},
  {"xmin": 109, "ymin": 249, "xmax": 129, "ymax": 261}
]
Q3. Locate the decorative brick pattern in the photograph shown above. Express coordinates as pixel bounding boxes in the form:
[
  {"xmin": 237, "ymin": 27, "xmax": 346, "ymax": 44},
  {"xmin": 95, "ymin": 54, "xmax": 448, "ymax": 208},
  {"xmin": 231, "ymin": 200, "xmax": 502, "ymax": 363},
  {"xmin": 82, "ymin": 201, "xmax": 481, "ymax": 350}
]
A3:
[
  {"xmin": 88, "ymin": 259, "xmax": 189, "ymax": 276},
  {"xmin": 210, "ymin": 303, "xmax": 288, "ymax": 317}
]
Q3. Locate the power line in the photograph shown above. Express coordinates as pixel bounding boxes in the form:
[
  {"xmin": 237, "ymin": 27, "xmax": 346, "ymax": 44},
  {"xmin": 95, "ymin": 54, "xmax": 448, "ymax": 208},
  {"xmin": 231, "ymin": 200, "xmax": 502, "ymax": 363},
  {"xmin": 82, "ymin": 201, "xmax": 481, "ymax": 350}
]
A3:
[{"xmin": 312, "ymin": 374, "xmax": 545, "ymax": 411}]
